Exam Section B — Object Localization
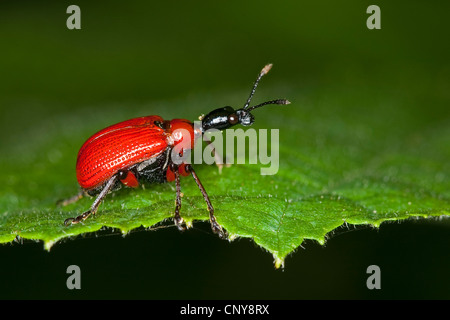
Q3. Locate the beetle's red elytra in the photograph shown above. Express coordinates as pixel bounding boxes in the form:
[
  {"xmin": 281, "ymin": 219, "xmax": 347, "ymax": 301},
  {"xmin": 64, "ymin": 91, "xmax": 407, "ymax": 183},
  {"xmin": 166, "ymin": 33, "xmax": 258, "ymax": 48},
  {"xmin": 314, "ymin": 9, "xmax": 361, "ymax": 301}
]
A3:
[{"xmin": 61, "ymin": 64, "xmax": 290, "ymax": 239}]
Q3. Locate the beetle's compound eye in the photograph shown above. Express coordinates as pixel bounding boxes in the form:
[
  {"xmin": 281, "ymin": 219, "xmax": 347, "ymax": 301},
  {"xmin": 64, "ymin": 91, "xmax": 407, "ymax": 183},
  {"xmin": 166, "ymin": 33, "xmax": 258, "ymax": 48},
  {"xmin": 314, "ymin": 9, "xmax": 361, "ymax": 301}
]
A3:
[{"xmin": 228, "ymin": 113, "xmax": 238, "ymax": 125}]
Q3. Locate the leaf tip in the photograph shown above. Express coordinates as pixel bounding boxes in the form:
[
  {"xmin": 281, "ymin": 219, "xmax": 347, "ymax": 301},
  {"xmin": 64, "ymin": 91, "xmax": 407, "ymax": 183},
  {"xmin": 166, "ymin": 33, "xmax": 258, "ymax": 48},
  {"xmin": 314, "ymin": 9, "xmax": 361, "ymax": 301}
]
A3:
[
  {"xmin": 372, "ymin": 221, "xmax": 381, "ymax": 228},
  {"xmin": 227, "ymin": 233, "xmax": 238, "ymax": 241},
  {"xmin": 273, "ymin": 255, "xmax": 285, "ymax": 269},
  {"xmin": 185, "ymin": 220, "xmax": 193, "ymax": 229},
  {"xmin": 44, "ymin": 240, "xmax": 56, "ymax": 251}
]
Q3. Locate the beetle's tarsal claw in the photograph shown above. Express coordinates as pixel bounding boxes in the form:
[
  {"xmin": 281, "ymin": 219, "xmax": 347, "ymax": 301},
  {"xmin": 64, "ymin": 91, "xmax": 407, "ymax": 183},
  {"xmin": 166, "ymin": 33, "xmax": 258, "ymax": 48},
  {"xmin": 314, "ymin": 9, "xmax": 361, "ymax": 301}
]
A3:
[
  {"xmin": 215, "ymin": 152, "xmax": 232, "ymax": 174},
  {"xmin": 64, "ymin": 218, "xmax": 75, "ymax": 226},
  {"xmin": 64, "ymin": 209, "xmax": 92, "ymax": 226},
  {"xmin": 174, "ymin": 216, "xmax": 186, "ymax": 231},
  {"xmin": 211, "ymin": 222, "xmax": 228, "ymax": 239},
  {"xmin": 216, "ymin": 163, "xmax": 232, "ymax": 174},
  {"xmin": 215, "ymin": 162, "xmax": 229, "ymax": 174},
  {"xmin": 217, "ymin": 228, "xmax": 228, "ymax": 240}
]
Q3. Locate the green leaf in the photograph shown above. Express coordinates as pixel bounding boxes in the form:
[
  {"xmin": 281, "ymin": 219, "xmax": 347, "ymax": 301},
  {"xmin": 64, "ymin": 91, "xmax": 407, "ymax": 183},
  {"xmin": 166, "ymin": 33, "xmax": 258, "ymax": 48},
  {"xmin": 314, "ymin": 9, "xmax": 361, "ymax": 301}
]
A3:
[{"xmin": 1, "ymin": 78, "xmax": 449, "ymax": 268}]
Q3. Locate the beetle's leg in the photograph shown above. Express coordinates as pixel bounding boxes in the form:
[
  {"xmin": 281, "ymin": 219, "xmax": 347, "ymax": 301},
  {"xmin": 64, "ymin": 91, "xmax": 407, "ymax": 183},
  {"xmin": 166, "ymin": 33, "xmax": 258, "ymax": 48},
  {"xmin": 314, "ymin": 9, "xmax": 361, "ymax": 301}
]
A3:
[
  {"xmin": 185, "ymin": 164, "xmax": 227, "ymax": 239},
  {"xmin": 171, "ymin": 163, "xmax": 186, "ymax": 231},
  {"xmin": 57, "ymin": 189, "xmax": 85, "ymax": 207},
  {"xmin": 203, "ymin": 136, "xmax": 231, "ymax": 174},
  {"xmin": 64, "ymin": 175, "xmax": 118, "ymax": 226}
]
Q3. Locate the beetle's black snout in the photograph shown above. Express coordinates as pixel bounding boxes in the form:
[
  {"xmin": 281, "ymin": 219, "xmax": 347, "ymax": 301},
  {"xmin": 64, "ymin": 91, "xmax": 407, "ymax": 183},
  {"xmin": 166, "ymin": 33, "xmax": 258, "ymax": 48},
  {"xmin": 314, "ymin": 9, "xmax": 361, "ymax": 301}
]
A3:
[{"xmin": 235, "ymin": 109, "xmax": 255, "ymax": 126}]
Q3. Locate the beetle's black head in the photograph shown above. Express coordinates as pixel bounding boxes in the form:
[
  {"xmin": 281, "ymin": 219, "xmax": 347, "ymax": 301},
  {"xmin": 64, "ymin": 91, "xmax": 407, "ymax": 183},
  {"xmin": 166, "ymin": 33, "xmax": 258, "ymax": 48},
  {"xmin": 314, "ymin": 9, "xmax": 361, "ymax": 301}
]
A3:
[
  {"xmin": 200, "ymin": 106, "xmax": 251, "ymax": 132},
  {"xmin": 200, "ymin": 64, "xmax": 290, "ymax": 133},
  {"xmin": 201, "ymin": 100, "xmax": 289, "ymax": 132}
]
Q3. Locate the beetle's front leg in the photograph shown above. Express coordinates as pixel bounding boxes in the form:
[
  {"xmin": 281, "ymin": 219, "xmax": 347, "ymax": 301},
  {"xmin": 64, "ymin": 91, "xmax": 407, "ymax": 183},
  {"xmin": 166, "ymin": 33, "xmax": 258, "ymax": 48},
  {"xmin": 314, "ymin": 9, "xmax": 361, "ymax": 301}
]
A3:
[
  {"xmin": 203, "ymin": 135, "xmax": 231, "ymax": 174},
  {"xmin": 64, "ymin": 174, "xmax": 119, "ymax": 226},
  {"xmin": 171, "ymin": 163, "xmax": 186, "ymax": 231}
]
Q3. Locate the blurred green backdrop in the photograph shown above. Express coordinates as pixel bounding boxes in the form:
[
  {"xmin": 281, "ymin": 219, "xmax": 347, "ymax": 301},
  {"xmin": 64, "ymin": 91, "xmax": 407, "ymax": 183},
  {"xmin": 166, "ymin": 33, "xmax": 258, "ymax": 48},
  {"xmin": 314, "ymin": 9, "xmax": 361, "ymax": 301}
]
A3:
[{"xmin": 1, "ymin": 0, "xmax": 449, "ymax": 299}]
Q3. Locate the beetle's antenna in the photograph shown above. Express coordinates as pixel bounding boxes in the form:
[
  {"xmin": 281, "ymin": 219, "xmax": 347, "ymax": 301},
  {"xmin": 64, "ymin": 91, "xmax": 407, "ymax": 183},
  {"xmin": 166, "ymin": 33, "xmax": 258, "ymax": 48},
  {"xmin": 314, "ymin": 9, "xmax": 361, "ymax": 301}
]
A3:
[
  {"xmin": 246, "ymin": 98, "xmax": 291, "ymax": 112},
  {"xmin": 243, "ymin": 64, "xmax": 273, "ymax": 110}
]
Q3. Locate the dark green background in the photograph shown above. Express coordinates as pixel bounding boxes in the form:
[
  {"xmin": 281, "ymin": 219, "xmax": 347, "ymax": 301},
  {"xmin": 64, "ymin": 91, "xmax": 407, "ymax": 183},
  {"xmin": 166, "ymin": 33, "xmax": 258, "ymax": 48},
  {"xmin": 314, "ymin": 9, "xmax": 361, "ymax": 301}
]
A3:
[{"xmin": 1, "ymin": 0, "xmax": 449, "ymax": 299}]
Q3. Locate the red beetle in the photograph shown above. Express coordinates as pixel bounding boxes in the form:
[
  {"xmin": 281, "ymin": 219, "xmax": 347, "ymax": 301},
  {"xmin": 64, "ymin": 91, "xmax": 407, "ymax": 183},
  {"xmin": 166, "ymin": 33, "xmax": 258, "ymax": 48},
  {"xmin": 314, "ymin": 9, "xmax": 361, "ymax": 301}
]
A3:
[{"xmin": 61, "ymin": 64, "xmax": 290, "ymax": 239}]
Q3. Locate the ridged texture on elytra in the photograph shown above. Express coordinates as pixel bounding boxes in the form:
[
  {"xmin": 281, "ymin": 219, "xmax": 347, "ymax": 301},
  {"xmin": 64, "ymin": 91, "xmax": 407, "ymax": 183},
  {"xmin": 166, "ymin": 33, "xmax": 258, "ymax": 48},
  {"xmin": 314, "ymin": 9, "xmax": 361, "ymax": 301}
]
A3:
[{"xmin": 76, "ymin": 116, "xmax": 168, "ymax": 190}]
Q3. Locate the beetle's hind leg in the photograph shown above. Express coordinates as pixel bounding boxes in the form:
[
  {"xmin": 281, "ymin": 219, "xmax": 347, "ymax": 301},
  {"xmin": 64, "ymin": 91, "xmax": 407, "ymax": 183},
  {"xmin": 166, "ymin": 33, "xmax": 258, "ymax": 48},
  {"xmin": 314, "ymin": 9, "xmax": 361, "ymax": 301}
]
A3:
[
  {"xmin": 57, "ymin": 189, "xmax": 85, "ymax": 207},
  {"xmin": 171, "ymin": 163, "xmax": 186, "ymax": 232},
  {"xmin": 185, "ymin": 164, "xmax": 227, "ymax": 239},
  {"xmin": 64, "ymin": 175, "xmax": 119, "ymax": 226}
]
